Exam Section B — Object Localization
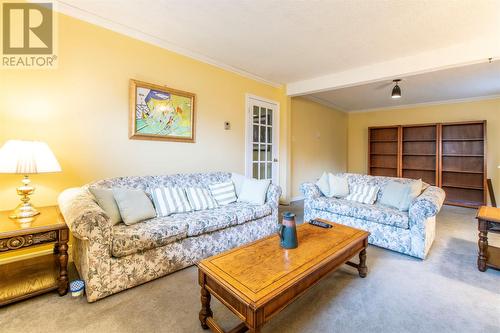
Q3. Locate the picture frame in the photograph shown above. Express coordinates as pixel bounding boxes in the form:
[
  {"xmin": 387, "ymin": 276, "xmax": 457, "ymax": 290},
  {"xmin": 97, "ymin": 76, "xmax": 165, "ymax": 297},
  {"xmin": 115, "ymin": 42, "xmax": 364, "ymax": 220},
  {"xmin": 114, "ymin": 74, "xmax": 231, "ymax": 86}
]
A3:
[{"xmin": 129, "ymin": 79, "xmax": 196, "ymax": 143}]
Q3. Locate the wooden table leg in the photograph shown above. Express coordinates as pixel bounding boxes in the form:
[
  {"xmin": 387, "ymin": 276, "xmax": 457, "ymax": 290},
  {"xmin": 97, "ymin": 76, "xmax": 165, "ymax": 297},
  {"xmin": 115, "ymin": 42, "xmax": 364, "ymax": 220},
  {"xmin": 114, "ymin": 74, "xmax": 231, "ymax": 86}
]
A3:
[
  {"xmin": 358, "ymin": 249, "xmax": 367, "ymax": 278},
  {"xmin": 57, "ymin": 228, "xmax": 69, "ymax": 296},
  {"xmin": 199, "ymin": 284, "xmax": 213, "ymax": 329},
  {"xmin": 478, "ymin": 220, "xmax": 489, "ymax": 272}
]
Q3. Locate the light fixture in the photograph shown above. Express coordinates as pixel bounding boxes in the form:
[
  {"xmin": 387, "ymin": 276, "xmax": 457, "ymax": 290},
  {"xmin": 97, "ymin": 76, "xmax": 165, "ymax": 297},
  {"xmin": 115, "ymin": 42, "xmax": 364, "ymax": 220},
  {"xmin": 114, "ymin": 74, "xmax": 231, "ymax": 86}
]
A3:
[
  {"xmin": 391, "ymin": 79, "xmax": 402, "ymax": 99},
  {"xmin": 0, "ymin": 140, "xmax": 61, "ymax": 219}
]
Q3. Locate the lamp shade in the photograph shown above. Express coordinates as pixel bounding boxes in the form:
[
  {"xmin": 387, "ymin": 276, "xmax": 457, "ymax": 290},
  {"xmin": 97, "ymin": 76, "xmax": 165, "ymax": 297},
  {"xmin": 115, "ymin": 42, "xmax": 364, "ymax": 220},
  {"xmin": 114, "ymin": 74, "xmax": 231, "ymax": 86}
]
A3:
[
  {"xmin": 391, "ymin": 84, "xmax": 401, "ymax": 99},
  {"xmin": 0, "ymin": 140, "xmax": 62, "ymax": 174}
]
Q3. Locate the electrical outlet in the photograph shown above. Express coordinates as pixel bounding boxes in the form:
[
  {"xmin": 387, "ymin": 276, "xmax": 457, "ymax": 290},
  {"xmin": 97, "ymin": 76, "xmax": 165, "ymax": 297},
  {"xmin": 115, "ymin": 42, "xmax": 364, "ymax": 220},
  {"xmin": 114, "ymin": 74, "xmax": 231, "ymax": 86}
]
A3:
[{"xmin": 224, "ymin": 121, "xmax": 231, "ymax": 130}]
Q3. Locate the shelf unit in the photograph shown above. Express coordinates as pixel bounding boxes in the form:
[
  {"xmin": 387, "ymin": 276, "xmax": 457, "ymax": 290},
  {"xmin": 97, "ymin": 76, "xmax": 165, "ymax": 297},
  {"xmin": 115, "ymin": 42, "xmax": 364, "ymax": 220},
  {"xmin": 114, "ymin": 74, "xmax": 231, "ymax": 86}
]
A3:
[
  {"xmin": 368, "ymin": 126, "xmax": 400, "ymax": 177},
  {"xmin": 439, "ymin": 121, "xmax": 487, "ymax": 208},
  {"xmin": 401, "ymin": 124, "xmax": 438, "ymax": 186},
  {"xmin": 368, "ymin": 121, "xmax": 487, "ymax": 208}
]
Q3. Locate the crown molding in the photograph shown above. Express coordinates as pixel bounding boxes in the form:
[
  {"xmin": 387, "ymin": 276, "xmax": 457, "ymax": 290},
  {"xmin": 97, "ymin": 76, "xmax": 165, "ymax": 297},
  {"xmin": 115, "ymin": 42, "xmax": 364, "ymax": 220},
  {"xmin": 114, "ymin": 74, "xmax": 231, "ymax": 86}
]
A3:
[
  {"xmin": 348, "ymin": 94, "xmax": 500, "ymax": 114},
  {"xmin": 54, "ymin": 1, "xmax": 282, "ymax": 88},
  {"xmin": 302, "ymin": 95, "xmax": 347, "ymax": 113}
]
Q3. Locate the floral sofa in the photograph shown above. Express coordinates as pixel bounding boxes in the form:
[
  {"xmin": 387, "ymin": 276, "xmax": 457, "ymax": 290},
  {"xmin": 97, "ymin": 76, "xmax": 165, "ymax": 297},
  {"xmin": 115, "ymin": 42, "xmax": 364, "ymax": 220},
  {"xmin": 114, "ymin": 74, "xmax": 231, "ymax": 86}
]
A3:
[
  {"xmin": 301, "ymin": 173, "xmax": 445, "ymax": 259},
  {"xmin": 58, "ymin": 172, "xmax": 281, "ymax": 302}
]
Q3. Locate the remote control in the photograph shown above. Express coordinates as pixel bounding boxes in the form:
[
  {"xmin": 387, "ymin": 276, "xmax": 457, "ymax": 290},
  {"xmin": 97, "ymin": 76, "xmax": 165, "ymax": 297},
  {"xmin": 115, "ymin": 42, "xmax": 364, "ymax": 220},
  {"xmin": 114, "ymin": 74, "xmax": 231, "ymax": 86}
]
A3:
[{"xmin": 309, "ymin": 219, "xmax": 332, "ymax": 228}]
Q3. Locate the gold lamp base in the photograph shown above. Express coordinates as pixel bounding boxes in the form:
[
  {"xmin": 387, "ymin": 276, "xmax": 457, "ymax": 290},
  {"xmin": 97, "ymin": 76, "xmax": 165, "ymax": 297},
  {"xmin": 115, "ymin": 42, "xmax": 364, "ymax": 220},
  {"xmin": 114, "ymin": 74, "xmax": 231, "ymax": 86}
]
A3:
[
  {"xmin": 9, "ymin": 202, "xmax": 40, "ymax": 219},
  {"xmin": 9, "ymin": 175, "xmax": 40, "ymax": 220}
]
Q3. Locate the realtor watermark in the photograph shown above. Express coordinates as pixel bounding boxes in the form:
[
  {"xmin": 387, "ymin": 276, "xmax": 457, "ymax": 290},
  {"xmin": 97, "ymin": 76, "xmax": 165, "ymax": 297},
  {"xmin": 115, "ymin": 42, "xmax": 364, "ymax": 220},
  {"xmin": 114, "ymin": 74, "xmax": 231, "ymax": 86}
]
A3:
[{"xmin": 2, "ymin": 1, "xmax": 57, "ymax": 68}]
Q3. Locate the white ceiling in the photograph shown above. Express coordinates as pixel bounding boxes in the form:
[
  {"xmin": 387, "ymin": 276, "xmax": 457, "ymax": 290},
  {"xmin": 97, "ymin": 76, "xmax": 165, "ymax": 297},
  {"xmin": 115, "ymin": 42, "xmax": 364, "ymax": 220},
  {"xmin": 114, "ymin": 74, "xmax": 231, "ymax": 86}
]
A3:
[
  {"xmin": 308, "ymin": 60, "xmax": 500, "ymax": 112},
  {"xmin": 56, "ymin": 0, "xmax": 500, "ymax": 107}
]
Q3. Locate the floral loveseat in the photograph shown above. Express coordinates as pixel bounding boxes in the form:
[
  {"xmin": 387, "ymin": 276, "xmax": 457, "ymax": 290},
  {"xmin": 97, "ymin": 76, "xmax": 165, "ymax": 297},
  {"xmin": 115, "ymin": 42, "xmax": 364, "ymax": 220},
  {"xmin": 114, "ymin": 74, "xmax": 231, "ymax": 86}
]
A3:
[
  {"xmin": 301, "ymin": 173, "xmax": 445, "ymax": 259},
  {"xmin": 58, "ymin": 172, "xmax": 281, "ymax": 302}
]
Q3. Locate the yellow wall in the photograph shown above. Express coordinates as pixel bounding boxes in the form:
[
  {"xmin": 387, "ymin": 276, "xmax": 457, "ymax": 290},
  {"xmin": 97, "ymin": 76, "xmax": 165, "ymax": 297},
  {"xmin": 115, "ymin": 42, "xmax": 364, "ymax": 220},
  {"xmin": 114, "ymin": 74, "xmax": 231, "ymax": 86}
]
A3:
[
  {"xmin": 347, "ymin": 98, "xmax": 500, "ymax": 194},
  {"xmin": 291, "ymin": 97, "xmax": 347, "ymax": 198},
  {"xmin": 0, "ymin": 12, "xmax": 291, "ymax": 213}
]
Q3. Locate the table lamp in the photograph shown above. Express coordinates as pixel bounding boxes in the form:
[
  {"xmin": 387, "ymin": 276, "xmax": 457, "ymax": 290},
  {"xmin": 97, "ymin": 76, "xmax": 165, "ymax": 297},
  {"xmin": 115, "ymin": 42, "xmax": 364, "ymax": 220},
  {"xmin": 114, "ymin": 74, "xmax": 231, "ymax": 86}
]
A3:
[{"xmin": 0, "ymin": 140, "xmax": 61, "ymax": 219}]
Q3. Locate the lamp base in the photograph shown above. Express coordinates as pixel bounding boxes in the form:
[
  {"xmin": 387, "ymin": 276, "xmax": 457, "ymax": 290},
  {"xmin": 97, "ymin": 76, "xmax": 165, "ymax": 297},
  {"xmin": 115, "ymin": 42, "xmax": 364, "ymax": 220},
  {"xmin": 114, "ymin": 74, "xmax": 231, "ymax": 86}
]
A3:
[
  {"xmin": 9, "ymin": 175, "xmax": 40, "ymax": 220},
  {"xmin": 9, "ymin": 202, "xmax": 40, "ymax": 219}
]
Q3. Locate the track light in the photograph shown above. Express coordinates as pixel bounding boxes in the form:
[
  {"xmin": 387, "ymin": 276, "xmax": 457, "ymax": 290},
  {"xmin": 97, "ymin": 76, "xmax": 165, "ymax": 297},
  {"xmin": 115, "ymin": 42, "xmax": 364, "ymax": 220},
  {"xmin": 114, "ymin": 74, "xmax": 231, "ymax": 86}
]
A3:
[{"xmin": 391, "ymin": 79, "xmax": 402, "ymax": 99}]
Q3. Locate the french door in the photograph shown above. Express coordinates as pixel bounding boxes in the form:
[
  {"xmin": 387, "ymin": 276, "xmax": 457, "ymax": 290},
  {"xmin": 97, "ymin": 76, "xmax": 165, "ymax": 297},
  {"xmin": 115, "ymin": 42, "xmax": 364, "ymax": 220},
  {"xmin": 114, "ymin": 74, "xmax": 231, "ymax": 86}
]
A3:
[{"xmin": 245, "ymin": 95, "xmax": 279, "ymax": 184}]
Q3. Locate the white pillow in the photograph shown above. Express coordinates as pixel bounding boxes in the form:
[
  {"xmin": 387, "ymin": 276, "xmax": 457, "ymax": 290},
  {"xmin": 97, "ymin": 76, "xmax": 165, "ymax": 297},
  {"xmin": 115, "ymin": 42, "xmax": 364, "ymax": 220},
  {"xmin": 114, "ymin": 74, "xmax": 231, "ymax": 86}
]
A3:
[
  {"xmin": 316, "ymin": 172, "xmax": 331, "ymax": 197},
  {"xmin": 345, "ymin": 185, "xmax": 379, "ymax": 205},
  {"xmin": 112, "ymin": 188, "xmax": 156, "ymax": 225},
  {"xmin": 328, "ymin": 174, "xmax": 349, "ymax": 198},
  {"xmin": 237, "ymin": 178, "xmax": 270, "ymax": 205},
  {"xmin": 231, "ymin": 173, "xmax": 246, "ymax": 197},
  {"xmin": 150, "ymin": 187, "xmax": 192, "ymax": 217},
  {"xmin": 209, "ymin": 181, "xmax": 237, "ymax": 206},
  {"xmin": 186, "ymin": 187, "xmax": 218, "ymax": 211}
]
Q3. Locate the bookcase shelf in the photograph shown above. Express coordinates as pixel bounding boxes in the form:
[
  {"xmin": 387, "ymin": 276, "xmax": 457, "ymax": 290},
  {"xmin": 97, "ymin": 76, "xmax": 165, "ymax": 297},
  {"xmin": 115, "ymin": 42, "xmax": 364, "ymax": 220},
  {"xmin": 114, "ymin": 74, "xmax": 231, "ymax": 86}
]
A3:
[
  {"xmin": 442, "ymin": 138, "xmax": 484, "ymax": 141},
  {"xmin": 368, "ymin": 121, "xmax": 487, "ymax": 208}
]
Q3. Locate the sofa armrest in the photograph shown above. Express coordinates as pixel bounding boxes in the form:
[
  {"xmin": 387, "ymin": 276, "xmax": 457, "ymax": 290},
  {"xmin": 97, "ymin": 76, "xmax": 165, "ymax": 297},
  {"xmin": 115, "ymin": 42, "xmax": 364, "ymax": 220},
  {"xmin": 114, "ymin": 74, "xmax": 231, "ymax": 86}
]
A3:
[
  {"xmin": 266, "ymin": 183, "xmax": 282, "ymax": 209},
  {"xmin": 300, "ymin": 182, "xmax": 322, "ymax": 200},
  {"xmin": 409, "ymin": 186, "xmax": 446, "ymax": 224},
  {"xmin": 58, "ymin": 187, "xmax": 112, "ymax": 245}
]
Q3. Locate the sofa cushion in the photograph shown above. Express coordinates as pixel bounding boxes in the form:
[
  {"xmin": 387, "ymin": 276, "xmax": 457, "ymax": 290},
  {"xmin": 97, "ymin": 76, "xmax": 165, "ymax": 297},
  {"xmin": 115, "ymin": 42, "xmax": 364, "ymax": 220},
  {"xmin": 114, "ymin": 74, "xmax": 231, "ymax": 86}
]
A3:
[
  {"xmin": 111, "ymin": 217, "xmax": 188, "ymax": 257},
  {"xmin": 171, "ymin": 208, "xmax": 238, "ymax": 236},
  {"xmin": 170, "ymin": 201, "xmax": 273, "ymax": 237},
  {"xmin": 310, "ymin": 197, "xmax": 409, "ymax": 229},
  {"xmin": 221, "ymin": 202, "xmax": 272, "ymax": 225}
]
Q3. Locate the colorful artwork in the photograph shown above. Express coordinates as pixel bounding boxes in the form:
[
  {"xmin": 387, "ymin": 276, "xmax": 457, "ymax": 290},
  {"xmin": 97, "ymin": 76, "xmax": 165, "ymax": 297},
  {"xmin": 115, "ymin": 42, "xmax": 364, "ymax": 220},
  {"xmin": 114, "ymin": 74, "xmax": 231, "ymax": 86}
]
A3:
[{"xmin": 129, "ymin": 80, "xmax": 195, "ymax": 142}]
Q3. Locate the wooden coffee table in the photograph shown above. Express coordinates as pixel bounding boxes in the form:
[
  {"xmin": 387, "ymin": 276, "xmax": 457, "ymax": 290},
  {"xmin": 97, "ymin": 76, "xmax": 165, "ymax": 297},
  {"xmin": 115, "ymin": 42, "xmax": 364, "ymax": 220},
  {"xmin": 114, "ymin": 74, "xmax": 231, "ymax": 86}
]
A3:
[{"xmin": 197, "ymin": 219, "xmax": 370, "ymax": 333}]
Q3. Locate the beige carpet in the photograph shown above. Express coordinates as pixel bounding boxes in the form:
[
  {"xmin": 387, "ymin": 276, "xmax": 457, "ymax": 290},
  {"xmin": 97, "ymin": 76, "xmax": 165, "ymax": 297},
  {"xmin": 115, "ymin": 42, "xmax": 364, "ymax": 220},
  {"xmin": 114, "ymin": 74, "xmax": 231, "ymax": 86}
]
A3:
[{"xmin": 1, "ymin": 205, "xmax": 499, "ymax": 333}]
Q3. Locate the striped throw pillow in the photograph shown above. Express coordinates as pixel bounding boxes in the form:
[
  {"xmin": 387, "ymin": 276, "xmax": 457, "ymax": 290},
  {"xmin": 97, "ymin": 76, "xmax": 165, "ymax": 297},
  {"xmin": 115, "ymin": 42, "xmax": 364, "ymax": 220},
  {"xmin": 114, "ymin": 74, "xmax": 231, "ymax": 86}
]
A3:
[
  {"xmin": 345, "ymin": 185, "xmax": 379, "ymax": 205},
  {"xmin": 208, "ymin": 181, "xmax": 237, "ymax": 206},
  {"xmin": 185, "ymin": 187, "xmax": 218, "ymax": 211},
  {"xmin": 150, "ymin": 187, "xmax": 192, "ymax": 217}
]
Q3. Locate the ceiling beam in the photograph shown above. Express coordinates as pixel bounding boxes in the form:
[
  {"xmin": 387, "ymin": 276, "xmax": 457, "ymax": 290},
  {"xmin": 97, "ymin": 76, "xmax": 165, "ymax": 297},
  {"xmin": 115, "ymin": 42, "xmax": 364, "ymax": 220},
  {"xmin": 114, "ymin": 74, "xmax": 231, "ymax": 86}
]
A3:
[{"xmin": 286, "ymin": 37, "xmax": 500, "ymax": 96}]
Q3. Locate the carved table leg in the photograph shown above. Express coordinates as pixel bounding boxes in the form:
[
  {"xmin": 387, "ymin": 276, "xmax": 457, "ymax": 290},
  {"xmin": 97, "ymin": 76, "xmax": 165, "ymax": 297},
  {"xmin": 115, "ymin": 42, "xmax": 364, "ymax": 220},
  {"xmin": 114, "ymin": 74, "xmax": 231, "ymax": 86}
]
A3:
[
  {"xmin": 358, "ymin": 249, "xmax": 367, "ymax": 278},
  {"xmin": 58, "ymin": 229, "xmax": 69, "ymax": 295},
  {"xmin": 199, "ymin": 285, "xmax": 213, "ymax": 329},
  {"xmin": 478, "ymin": 220, "xmax": 489, "ymax": 272}
]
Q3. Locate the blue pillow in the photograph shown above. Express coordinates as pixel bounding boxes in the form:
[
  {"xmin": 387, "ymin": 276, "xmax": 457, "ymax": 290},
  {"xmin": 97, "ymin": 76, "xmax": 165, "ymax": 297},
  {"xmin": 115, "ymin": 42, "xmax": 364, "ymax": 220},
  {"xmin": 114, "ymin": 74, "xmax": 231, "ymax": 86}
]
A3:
[{"xmin": 380, "ymin": 180, "xmax": 422, "ymax": 211}]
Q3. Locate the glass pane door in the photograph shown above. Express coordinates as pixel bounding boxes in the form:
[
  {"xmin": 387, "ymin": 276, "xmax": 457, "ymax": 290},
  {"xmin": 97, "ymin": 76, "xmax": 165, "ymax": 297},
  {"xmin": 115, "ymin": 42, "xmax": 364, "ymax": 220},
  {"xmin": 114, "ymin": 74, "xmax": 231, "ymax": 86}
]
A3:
[{"xmin": 247, "ymin": 98, "xmax": 278, "ymax": 183}]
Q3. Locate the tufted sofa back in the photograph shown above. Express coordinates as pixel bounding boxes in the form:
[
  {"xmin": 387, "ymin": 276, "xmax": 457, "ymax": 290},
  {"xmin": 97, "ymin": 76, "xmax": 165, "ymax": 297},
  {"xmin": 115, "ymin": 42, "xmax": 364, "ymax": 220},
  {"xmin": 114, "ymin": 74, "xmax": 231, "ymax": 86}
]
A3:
[
  {"xmin": 89, "ymin": 172, "xmax": 232, "ymax": 191},
  {"xmin": 333, "ymin": 173, "xmax": 428, "ymax": 202}
]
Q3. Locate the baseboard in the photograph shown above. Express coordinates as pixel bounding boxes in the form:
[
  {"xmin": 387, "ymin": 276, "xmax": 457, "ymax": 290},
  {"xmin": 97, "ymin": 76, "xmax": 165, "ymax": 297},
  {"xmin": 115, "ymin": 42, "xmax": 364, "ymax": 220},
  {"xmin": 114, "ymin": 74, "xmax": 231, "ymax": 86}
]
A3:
[{"xmin": 290, "ymin": 195, "xmax": 304, "ymax": 203}]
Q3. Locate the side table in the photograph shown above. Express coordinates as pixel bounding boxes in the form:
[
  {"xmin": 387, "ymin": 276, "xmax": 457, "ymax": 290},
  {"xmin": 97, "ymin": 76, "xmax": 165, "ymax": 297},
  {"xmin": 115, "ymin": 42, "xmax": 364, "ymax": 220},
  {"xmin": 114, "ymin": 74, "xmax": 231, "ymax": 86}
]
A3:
[
  {"xmin": 0, "ymin": 206, "xmax": 69, "ymax": 306},
  {"xmin": 476, "ymin": 206, "xmax": 500, "ymax": 272}
]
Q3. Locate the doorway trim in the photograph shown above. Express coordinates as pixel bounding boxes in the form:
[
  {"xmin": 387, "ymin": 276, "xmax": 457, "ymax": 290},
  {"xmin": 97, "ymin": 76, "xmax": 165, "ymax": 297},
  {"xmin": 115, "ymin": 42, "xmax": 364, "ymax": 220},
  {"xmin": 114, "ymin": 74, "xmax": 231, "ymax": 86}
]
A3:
[{"xmin": 244, "ymin": 93, "xmax": 280, "ymax": 184}]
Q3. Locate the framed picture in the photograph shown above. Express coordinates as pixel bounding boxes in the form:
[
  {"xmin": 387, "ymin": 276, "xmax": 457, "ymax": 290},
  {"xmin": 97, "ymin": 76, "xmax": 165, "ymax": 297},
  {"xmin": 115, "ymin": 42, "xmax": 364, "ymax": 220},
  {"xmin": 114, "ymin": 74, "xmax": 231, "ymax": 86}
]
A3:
[{"xmin": 129, "ymin": 79, "xmax": 196, "ymax": 142}]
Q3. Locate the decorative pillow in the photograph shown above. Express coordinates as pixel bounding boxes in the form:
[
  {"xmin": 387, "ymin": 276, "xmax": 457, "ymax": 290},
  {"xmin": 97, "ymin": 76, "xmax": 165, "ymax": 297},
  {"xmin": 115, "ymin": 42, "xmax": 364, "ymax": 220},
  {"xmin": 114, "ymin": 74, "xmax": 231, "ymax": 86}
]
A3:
[
  {"xmin": 316, "ymin": 172, "xmax": 331, "ymax": 197},
  {"xmin": 380, "ymin": 179, "xmax": 423, "ymax": 211},
  {"xmin": 345, "ymin": 185, "xmax": 379, "ymax": 205},
  {"xmin": 231, "ymin": 173, "xmax": 246, "ymax": 197},
  {"xmin": 150, "ymin": 187, "xmax": 192, "ymax": 217},
  {"xmin": 208, "ymin": 181, "xmax": 237, "ymax": 206},
  {"xmin": 89, "ymin": 187, "xmax": 122, "ymax": 225},
  {"xmin": 328, "ymin": 174, "xmax": 349, "ymax": 198},
  {"xmin": 186, "ymin": 187, "xmax": 218, "ymax": 211},
  {"xmin": 238, "ymin": 178, "xmax": 270, "ymax": 205},
  {"xmin": 112, "ymin": 188, "xmax": 156, "ymax": 225}
]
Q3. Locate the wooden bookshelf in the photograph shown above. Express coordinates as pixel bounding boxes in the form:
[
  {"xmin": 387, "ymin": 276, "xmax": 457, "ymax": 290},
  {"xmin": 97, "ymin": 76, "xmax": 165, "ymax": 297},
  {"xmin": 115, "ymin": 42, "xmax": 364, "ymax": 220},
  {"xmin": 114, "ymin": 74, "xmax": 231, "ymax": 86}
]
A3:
[
  {"xmin": 368, "ymin": 121, "xmax": 487, "ymax": 208},
  {"xmin": 439, "ymin": 121, "xmax": 486, "ymax": 208},
  {"xmin": 368, "ymin": 126, "xmax": 400, "ymax": 177},
  {"xmin": 401, "ymin": 124, "xmax": 438, "ymax": 186}
]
